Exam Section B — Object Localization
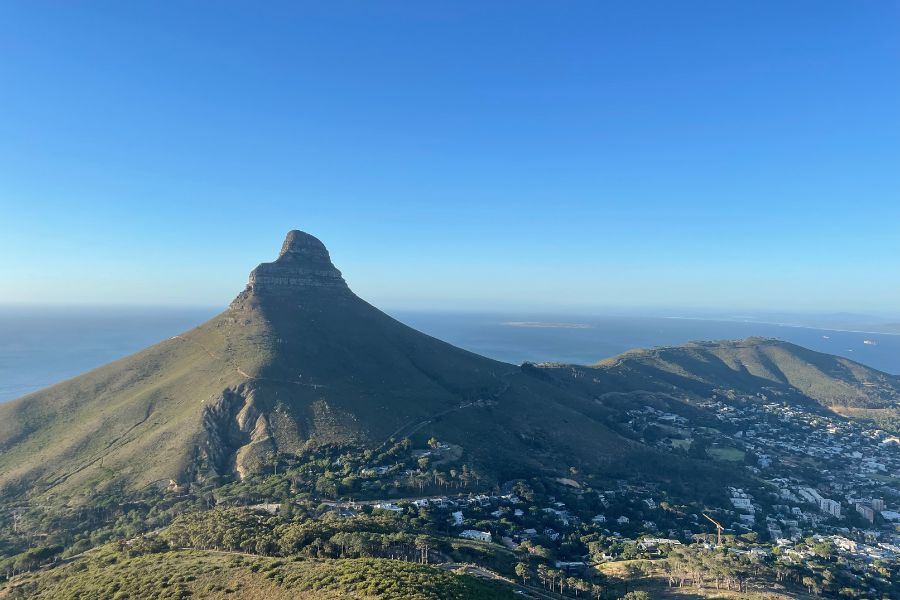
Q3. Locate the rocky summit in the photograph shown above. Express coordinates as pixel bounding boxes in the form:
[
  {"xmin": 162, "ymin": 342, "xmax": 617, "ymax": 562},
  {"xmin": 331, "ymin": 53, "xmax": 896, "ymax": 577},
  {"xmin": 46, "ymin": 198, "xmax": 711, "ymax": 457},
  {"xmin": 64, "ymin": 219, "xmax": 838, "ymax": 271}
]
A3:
[{"xmin": 244, "ymin": 230, "xmax": 348, "ymax": 294}]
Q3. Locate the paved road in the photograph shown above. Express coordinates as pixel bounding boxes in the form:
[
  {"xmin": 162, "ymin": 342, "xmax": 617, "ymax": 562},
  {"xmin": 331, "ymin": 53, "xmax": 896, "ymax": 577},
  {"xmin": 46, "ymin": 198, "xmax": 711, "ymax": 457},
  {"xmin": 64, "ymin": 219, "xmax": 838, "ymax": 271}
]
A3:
[{"xmin": 319, "ymin": 490, "xmax": 489, "ymax": 509}]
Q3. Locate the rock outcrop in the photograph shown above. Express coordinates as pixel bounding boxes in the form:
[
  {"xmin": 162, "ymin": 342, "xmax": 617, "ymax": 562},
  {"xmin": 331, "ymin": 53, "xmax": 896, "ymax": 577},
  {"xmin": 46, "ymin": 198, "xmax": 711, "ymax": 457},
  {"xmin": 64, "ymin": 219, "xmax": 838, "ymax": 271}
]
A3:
[{"xmin": 245, "ymin": 230, "xmax": 348, "ymax": 294}]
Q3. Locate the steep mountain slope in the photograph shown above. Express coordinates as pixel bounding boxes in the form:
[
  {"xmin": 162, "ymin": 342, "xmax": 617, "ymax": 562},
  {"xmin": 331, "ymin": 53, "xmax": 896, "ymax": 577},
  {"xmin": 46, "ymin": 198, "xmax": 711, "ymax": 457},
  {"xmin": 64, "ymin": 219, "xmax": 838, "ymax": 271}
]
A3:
[
  {"xmin": 0, "ymin": 231, "xmax": 642, "ymax": 500},
  {"xmin": 539, "ymin": 337, "xmax": 900, "ymax": 411}
]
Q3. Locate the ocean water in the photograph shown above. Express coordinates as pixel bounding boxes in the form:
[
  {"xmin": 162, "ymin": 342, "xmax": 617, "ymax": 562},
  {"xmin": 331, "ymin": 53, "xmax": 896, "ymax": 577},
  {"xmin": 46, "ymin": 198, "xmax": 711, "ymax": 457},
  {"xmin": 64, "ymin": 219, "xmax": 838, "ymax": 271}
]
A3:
[
  {"xmin": 0, "ymin": 306, "xmax": 218, "ymax": 402},
  {"xmin": 393, "ymin": 311, "xmax": 900, "ymax": 375},
  {"xmin": 0, "ymin": 306, "xmax": 897, "ymax": 403}
]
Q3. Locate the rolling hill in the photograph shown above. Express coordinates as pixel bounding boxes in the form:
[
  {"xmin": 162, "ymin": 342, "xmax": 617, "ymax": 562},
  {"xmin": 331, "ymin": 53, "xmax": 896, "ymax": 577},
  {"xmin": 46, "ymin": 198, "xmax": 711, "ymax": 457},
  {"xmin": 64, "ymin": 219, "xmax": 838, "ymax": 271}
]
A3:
[{"xmin": 537, "ymin": 337, "xmax": 900, "ymax": 412}]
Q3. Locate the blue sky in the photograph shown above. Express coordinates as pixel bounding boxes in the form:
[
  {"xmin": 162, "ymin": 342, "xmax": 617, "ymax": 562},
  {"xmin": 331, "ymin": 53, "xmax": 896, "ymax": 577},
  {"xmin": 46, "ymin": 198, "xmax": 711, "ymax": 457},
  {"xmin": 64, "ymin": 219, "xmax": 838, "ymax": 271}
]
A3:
[{"xmin": 1, "ymin": 1, "xmax": 898, "ymax": 314}]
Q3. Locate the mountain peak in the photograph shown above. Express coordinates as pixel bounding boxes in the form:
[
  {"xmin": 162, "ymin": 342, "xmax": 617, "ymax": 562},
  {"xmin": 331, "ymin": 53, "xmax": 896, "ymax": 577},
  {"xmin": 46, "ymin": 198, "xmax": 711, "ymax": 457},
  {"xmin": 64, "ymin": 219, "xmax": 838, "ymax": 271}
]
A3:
[
  {"xmin": 278, "ymin": 230, "xmax": 329, "ymax": 260},
  {"xmin": 245, "ymin": 230, "xmax": 347, "ymax": 295}
]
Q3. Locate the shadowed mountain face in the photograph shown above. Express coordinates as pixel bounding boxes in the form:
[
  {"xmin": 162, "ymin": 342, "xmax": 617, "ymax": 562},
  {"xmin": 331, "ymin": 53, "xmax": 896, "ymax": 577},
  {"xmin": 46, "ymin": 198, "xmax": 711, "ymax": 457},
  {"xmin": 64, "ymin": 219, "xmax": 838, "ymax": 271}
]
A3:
[{"xmin": 1, "ymin": 231, "xmax": 897, "ymax": 502}]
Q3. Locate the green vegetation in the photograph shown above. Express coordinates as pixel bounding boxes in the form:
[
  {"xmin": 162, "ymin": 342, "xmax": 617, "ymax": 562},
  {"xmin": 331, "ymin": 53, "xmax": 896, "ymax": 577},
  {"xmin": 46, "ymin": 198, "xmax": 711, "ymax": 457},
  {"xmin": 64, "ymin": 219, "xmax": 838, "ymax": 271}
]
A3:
[
  {"xmin": 706, "ymin": 447, "xmax": 745, "ymax": 462},
  {"xmin": 3, "ymin": 474, "xmax": 898, "ymax": 599},
  {"xmin": 0, "ymin": 547, "xmax": 516, "ymax": 599},
  {"xmin": 832, "ymin": 407, "xmax": 900, "ymax": 435}
]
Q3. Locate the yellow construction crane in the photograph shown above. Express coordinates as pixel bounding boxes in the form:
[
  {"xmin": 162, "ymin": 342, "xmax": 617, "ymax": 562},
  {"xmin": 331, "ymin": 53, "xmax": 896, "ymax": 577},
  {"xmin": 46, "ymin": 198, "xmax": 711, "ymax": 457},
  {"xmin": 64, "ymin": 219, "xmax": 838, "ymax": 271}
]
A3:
[{"xmin": 702, "ymin": 513, "xmax": 724, "ymax": 546}]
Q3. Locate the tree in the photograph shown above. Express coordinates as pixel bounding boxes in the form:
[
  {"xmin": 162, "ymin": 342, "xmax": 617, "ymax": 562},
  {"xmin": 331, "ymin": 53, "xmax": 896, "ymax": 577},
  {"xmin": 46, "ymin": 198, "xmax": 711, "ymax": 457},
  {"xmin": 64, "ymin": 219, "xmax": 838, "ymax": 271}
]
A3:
[
  {"xmin": 620, "ymin": 592, "xmax": 651, "ymax": 600},
  {"xmin": 340, "ymin": 475, "xmax": 359, "ymax": 493},
  {"xmin": 569, "ymin": 577, "xmax": 588, "ymax": 597},
  {"xmin": 515, "ymin": 562, "xmax": 529, "ymax": 585},
  {"xmin": 537, "ymin": 564, "xmax": 550, "ymax": 590},
  {"xmin": 812, "ymin": 539, "xmax": 836, "ymax": 560},
  {"xmin": 621, "ymin": 561, "xmax": 645, "ymax": 593},
  {"xmin": 123, "ymin": 536, "xmax": 169, "ymax": 557},
  {"xmin": 803, "ymin": 576, "xmax": 820, "ymax": 596},
  {"xmin": 414, "ymin": 535, "xmax": 430, "ymax": 564},
  {"xmin": 13, "ymin": 546, "xmax": 61, "ymax": 572},
  {"xmin": 279, "ymin": 501, "xmax": 295, "ymax": 519},
  {"xmin": 513, "ymin": 481, "xmax": 535, "ymax": 502}
]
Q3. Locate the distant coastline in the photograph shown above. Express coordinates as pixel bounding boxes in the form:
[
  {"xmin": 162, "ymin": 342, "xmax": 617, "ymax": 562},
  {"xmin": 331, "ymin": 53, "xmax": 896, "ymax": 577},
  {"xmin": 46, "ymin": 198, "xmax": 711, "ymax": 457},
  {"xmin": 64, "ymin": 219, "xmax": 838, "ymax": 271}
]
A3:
[
  {"xmin": 502, "ymin": 321, "xmax": 593, "ymax": 329},
  {"xmin": 663, "ymin": 315, "xmax": 900, "ymax": 337}
]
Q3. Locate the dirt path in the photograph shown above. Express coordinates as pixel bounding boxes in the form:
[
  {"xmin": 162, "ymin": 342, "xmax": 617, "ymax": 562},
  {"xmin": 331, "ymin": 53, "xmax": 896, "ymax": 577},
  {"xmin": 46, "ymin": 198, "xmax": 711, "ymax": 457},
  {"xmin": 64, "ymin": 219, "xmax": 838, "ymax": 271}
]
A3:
[{"xmin": 173, "ymin": 334, "xmax": 327, "ymax": 389}]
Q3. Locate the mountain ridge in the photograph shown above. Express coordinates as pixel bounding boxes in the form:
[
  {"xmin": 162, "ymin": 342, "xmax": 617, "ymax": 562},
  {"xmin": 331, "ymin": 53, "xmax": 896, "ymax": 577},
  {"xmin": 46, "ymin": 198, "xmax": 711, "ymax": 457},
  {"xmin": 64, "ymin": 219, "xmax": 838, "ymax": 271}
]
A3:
[{"xmin": 586, "ymin": 336, "xmax": 900, "ymax": 409}]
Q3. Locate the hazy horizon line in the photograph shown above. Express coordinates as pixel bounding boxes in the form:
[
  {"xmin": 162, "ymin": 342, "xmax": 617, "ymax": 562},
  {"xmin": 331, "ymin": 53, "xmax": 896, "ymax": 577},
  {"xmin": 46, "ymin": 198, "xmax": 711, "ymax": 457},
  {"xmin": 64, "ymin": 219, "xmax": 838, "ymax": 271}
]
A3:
[{"xmin": 0, "ymin": 302, "xmax": 897, "ymax": 322}]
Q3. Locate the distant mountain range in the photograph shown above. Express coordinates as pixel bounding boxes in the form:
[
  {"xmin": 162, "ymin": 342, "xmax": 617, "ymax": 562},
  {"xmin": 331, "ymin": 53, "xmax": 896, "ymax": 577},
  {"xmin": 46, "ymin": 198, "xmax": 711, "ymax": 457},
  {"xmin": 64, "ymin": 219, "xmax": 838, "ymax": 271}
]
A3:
[{"xmin": 1, "ymin": 231, "xmax": 898, "ymax": 503}]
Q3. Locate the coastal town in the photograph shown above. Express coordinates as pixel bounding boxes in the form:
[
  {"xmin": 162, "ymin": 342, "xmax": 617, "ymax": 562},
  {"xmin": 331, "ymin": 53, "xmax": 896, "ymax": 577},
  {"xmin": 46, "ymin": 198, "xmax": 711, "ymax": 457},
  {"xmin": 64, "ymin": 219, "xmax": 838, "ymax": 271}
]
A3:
[
  {"xmin": 223, "ymin": 404, "xmax": 898, "ymax": 597},
  {"xmin": 3, "ymin": 395, "xmax": 899, "ymax": 598}
]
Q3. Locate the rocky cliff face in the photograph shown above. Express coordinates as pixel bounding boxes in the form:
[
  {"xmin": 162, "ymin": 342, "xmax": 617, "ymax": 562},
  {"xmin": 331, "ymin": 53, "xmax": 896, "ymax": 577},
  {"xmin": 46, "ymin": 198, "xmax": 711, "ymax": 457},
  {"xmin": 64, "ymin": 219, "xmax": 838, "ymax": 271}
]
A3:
[
  {"xmin": 245, "ymin": 230, "xmax": 348, "ymax": 294},
  {"xmin": 201, "ymin": 386, "xmax": 252, "ymax": 472}
]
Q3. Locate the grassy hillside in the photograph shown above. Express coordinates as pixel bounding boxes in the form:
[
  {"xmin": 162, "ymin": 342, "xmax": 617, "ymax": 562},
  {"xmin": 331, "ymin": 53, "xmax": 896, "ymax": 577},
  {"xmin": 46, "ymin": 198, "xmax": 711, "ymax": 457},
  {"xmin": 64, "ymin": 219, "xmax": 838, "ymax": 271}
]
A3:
[
  {"xmin": 596, "ymin": 560, "xmax": 810, "ymax": 600},
  {"xmin": 0, "ymin": 547, "xmax": 517, "ymax": 600},
  {"xmin": 543, "ymin": 337, "xmax": 900, "ymax": 411},
  {"xmin": 0, "ymin": 320, "xmax": 249, "ymax": 499}
]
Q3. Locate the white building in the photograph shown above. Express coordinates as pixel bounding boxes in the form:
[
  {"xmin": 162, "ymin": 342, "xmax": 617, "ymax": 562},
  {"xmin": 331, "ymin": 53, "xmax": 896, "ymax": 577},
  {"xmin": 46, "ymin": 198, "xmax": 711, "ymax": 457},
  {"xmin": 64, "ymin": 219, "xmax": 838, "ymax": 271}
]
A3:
[
  {"xmin": 819, "ymin": 498, "xmax": 841, "ymax": 518},
  {"xmin": 799, "ymin": 487, "xmax": 823, "ymax": 505},
  {"xmin": 460, "ymin": 530, "xmax": 492, "ymax": 543},
  {"xmin": 730, "ymin": 497, "xmax": 752, "ymax": 509},
  {"xmin": 638, "ymin": 538, "xmax": 681, "ymax": 549},
  {"xmin": 856, "ymin": 504, "xmax": 875, "ymax": 523}
]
